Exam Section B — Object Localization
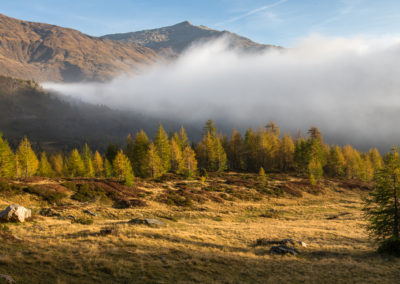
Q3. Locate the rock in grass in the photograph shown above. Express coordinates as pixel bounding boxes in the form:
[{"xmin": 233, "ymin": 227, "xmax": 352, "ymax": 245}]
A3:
[
  {"xmin": 99, "ymin": 228, "xmax": 115, "ymax": 236},
  {"xmin": 269, "ymin": 245, "xmax": 299, "ymax": 255},
  {"xmin": 254, "ymin": 238, "xmax": 307, "ymax": 248},
  {"xmin": 145, "ymin": 218, "xmax": 164, "ymax": 226},
  {"xmin": 0, "ymin": 204, "xmax": 31, "ymax": 223},
  {"xmin": 83, "ymin": 209, "xmax": 98, "ymax": 217},
  {"xmin": 129, "ymin": 218, "xmax": 165, "ymax": 227},
  {"xmin": 0, "ymin": 274, "xmax": 15, "ymax": 284}
]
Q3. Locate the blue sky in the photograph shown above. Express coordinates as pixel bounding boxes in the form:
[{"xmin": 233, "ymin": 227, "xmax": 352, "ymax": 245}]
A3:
[{"xmin": 2, "ymin": 0, "xmax": 400, "ymax": 46}]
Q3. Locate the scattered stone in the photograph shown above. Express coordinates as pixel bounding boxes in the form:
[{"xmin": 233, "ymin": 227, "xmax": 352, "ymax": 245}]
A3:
[
  {"xmin": 99, "ymin": 228, "xmax": 114, "ymax": 236},
  {"xmin": 145, "ymin": 218, "xmax": 165, "ymax": 226},
  {"xmin": 254, "ymin": 238, "xmax": 307, "ymax": 248},
  {"xmin": 12, "ymin": 235, "xmax": 22, "ymax": 241},
  {"xmin": 83, "ymin": 209, "xmax": 97, "ymax": 217},
  {"xmin": 299, "ymin": 241, "xmax": 308, "ymax": 247},
  {"xmin": 0, "ymin": 204, "xmax": 31, "ymax": 222},
  {"xmin": 39, "ymin": 208, "xmax": 60, "ymax": 217},
  {"xmin": 0, "ymin": 274, "xmax": 15, "ymax": 284},
  {"xmin": 270, "ymin": 245, "xmax": 299, "ymax": 255},
  {"xmin": 326, "ymin": 212, "xmax": 351, "ymax": 220},
  {"xmin": 129, "ymin": 218, "xmax": 165, "ymax": 227}
]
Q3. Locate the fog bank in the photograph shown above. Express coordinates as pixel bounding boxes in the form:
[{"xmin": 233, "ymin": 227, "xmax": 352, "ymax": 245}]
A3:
[{"xmin": 44, "ymin": 35, "xmax": 400, "ymax": 151}]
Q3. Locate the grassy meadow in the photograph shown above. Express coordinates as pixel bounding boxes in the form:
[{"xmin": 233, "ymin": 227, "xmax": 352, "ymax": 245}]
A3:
[{"xmin": 0, "ymin": 173, "xmax": 399, "ymax": 283}]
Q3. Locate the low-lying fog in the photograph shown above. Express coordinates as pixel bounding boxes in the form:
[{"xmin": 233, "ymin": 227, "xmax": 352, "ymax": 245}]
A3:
[{"xmin": 44, "ymin": 35, "xmax": 400, "ymax": 151}]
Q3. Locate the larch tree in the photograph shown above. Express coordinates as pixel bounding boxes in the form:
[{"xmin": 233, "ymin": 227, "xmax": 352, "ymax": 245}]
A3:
[
  {"xmin": 0, "ymin": 134, "xmax": 16, "ymax": 178},
  {"xmin": 182, "ymin": 146, "xmax": 198, "ymax": 178},
  {"xmin": 325, "ymin": 145, "xmax": 346, "ymax": 177},
  {"xmin": 50, "ymin": 154, "xmax": 64, "ymax": 177},
  {"xmin": 93, "ymin": 151, "xmax": 104, "ymax": 177},
  {"xmin": 228, "ymin": 129, "xmax": 245, "ymax": 171},
  {"xmin": 37, "ymin": 152, "xmax": 55, "ymax": 177},
  {"xmin": 16, "ymin": 137, "xmax": 39, "ymax": 178},
  {"xmin": 154, "ymin": 124, "xmax": 171, "ymax": 173},
  {"xmin": 369, "ymin": 148, "xmax": 383, "ymax": 172},
  {"xmin": 174, "ymin": 126, "xmax": 189, "ymax": 151},
  {"xmin": 196, "ymin": 120, "xmax": 227, "ymax": 172},
  {"xmin": 81, "ymin": 143, "xmax": 94, "ymax": 177},
  {"xmin": 104, "ymin": 159, "xmax": 113, "ymax": 178},
  {"xmin": 147, "ymin": 143, "xmax": 163, "ymax": 179},
  {"xmin": 113, "ymin": 150, "xmax": 134, "ymax": 186},
  {"xmin": 278, "ymin": 134, "xmax": 295, "ymax": 172},
  {"xmin": 66, "ymin": 149, "xmax": 85, "ymax": 177},
  {"xmin": 170, "ymin": 137, "xmax": 184, "ymax": 174},
  {"xmin": 244, "ymin": 127, "xmax": 257, "ymax": 172},
  {"xmin": 258, "ymin": 167, "xmax": 267, "ymax": 186}
]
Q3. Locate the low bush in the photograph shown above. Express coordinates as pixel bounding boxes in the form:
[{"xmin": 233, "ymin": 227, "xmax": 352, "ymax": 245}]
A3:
[
  {"xmin": 378, "ymin": 238, "xmax": 400, "ymax": 257},
  {"xmin": 24, "ymin": 186, "xmax": 67, "ymax": 205},
  {"xmin": 0, "ymin": 180, "xmax": 21, "ymax": 195},
  {"xmin": 72, "ymin": 217, "xmax": 94, "ymax": 225},
  {"xmin": 71, "ymin": 184, "xmax": 106, "ymax": 202}
]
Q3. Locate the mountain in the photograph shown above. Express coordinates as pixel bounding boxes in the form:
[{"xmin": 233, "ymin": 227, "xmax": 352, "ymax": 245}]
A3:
[
  {"xmin": 101, "ymin": 21, "xmax": 281, "ymax": 58},
  {"xmin": 0, "ymin": 14, "xmax": 157, "ymax": 82},
  {"xmin": 0, "ymin": 15, "xmax": 280, "ymax": 82}
]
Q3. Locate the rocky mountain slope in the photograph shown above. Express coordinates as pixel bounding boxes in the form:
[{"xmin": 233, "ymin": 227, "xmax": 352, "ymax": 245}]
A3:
[
  {"xmin": 102, "ymin": 21, "xmax": 281, "ymax": 57},
  {"xmin": 0, "ymin": 15, "xmax": 280, "ymax": 82},
  {"xmin": 0, "ymin": 14, "xmax": 157, "ymax": 82}
]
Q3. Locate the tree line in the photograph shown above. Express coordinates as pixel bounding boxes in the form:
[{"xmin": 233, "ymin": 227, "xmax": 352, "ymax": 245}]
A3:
[{"xmin": 0, "ymin": 120, "xmax": 384, "ymax": 186}]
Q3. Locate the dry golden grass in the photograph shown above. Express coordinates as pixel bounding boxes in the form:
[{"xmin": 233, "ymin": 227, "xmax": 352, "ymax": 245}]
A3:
[{"xmin": 0, "ymin": 173, "xmax": 399, "ymax": 283}]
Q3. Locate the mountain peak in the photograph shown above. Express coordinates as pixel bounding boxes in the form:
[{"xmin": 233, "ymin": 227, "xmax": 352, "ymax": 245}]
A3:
[{"xmin": 175, "ymin": 20, "xmax": 192, "ymax": 26}]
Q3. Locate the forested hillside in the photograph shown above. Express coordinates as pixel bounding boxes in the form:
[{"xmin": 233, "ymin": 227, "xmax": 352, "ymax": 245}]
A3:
[{"xmin": 0, "ymin": 75, "xmax": 181, "ymax": 150}]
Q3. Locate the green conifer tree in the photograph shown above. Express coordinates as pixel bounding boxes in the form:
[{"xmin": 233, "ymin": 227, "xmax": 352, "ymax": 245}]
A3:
[
  {"xmin": 228, "ymin": 129, "xmax": 245, "ymax": 171},
  {"xmin": 364, "ymin": 147, "xmax": 400, "ymax": 254},
  {"xmin": 130, "ymin": 130, "xmax": 150, "ymax": 178},
  {"xmin": 81, "ymin": 144, "xmax": 94, "ymax": 177}
]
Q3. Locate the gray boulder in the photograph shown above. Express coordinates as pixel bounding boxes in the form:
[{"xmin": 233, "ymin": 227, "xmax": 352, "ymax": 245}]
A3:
[
  {"xmin": 0, "ymin": 204, "xmax": 31, "ymax": 222},
  {"xmin": 269, "ymin": 245, "xmax": 299, "ymax": 255}
]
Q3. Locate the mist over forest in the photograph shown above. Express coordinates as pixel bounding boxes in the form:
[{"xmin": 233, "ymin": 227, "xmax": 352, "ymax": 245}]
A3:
[{"xmin": 44, "ymin": 35, "xmax": 400, "ymax": 152}]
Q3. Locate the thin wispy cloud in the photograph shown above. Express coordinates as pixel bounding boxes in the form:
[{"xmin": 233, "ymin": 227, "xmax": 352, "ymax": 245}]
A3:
[
  {"xmin": 311, "ymin": 0, "xmax": 363, "ymax": 32},
  {"xmin": 215, "ymin": 0, "xmax": 287, "ymax": 26}
]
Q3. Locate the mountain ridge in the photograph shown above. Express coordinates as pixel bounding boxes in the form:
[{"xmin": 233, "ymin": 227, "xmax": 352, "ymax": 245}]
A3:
[
  {"xmin": 0, "ymin": 14, "xmax": 158, "ymax": 82},
  {"xmin": 101, "ymin": 20, "xmax": 281, "ymax": 58},
  {"xmin": 0, "ymin": 14, "xmax": 280, "ymax": 82}
]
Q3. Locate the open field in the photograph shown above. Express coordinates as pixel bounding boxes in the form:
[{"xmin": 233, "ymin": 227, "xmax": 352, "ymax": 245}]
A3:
[{"xmin": 0, "ymin": 173, "xmax": 399, "ymax": 283}]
